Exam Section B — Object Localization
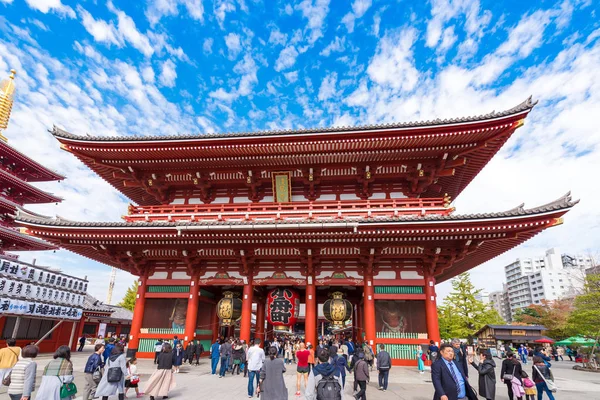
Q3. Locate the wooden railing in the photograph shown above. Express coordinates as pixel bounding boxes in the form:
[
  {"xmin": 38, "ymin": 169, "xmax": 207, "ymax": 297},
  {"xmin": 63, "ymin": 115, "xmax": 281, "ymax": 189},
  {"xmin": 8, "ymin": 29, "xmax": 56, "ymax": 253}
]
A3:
[{"xmin": 124, "ymin": 198, "xmax": 451, "ymax": 223}]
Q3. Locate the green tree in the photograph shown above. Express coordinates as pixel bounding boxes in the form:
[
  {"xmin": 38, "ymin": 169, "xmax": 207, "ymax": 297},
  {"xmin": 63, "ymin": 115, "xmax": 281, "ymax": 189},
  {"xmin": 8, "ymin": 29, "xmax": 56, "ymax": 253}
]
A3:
[
  {"xmin": 117, "ymin": 281, "xmax": 139, "ymax": 311},
  {"xmin": 513, "ymin": 299, "xmax": 574, "ymax": 339},
  {"xmin": 512, "ymin": 307, "xmax": 541, "ymax": 323},
  {"xmin": 438, "ymin": 272, "xmax": 505, "ymax": 340},
  {"xmin": 569, "ymin": 273, "xmax": 600, "ymax": 340}
]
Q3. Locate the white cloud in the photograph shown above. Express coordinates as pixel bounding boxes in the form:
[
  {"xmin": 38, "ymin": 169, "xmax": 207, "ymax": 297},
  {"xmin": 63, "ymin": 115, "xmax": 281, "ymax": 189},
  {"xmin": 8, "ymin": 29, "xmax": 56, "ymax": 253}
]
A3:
[
  {"xmin": 284, "ymin": 70, "xmax": 298, "ymax": 83},
  {"xmin": 0, "ymin": 0, "xmax": 14, "ymax": 4},
  {"xmin": 209, "ymin": 88, "xmax": 238, "ymax": 102},
  {"xmin": 110, "ymin": 5, "xmax": 154, "ymax": 57},
  {"xmin": 225, "ymin": 33, "xmax": 242, "ymax": 60},
  {"xmin": 318, "ymin": 72, "xmax": 337, "ymax": 101},
  {"xmin": 341, "ymin": 0, "xmax": 372, "ymax": 33},
  {"xmin": 159, "ymin": 59, "xmax": 177, "ymax": 87},
  {"xmin": 78, "ymin": 6, "xmax": 121, "ymax": 47},
  {"xmin": 234, "ymin": 53, "xmax": 258, "ymax": 96},
  {"xmin": 275, "ymin": 45, "xmax": 299, "ymax": 71},
  {"xmin": 295, "ymin": 0, "xmax": 330, "ymax": 44},
  {"xmin": 372, "ymin": 14, "xmax": 380, "ymax": 37},
  {"xmin": 146, "ymin": 0, "xmax": 204, "ymax": 25},
  {"xmin": 366, "ymin": 28, "xmax": 419, "ymax": 92},
  {"xmin": 203, "ymin": 37, "xmax": 214, "ymax": 54},
  {"xmin": 214, "ymin": 0, "xmax": 236, "ymax": 28},
  {"xmin": 268, "ymin": 26, "xmax": 287, "ymax": 46},
  {"xmin": 320, "ymin": 36, "xmax": 345, "ymax": 56},
  {"xmin": 25, "ymin": 0, "xmax": 75, "ymax": 18},
  {"xmin": 141, "ymin": 66, "xmax": 155, "ymax": 83},
  {"xmin": 284, "ymin": 4, "xmax": 293, "ymax": 15}
]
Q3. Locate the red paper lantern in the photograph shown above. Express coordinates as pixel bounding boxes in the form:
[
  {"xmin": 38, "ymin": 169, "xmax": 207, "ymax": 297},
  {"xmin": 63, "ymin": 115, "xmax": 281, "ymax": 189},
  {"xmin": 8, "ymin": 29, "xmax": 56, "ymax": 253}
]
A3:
[{"xmin": 266, "ymin": 288, "xmax": 300, "ymax": 332}]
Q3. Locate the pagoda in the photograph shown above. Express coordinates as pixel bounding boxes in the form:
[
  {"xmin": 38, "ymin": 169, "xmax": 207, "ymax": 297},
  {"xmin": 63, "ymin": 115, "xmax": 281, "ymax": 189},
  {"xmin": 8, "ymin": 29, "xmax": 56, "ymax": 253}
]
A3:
[
  {"xmin": 0, "ymin": 70, "xmax": 62, "ymax": 255},
  {"xmin": 15, "ymin": 97, "xmax": 577, "ymax": 364}
]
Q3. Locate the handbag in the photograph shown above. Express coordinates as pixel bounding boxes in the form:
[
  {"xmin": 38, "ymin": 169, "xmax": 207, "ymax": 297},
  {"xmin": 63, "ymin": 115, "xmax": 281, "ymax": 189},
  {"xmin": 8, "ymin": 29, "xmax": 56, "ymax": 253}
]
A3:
[
  {"xmin": 92, "ymin": 366, "xmax": 102, "ymax": 383},
  {"xmin": 106, "ymin": 359, "xmax": 123, "ymax": 383},
  {"xmin": 57, "ymin": 377, "xmax": 77, "ymax": 398},
  {"xmin": 503, "ymin": 364, "xmax": 516, "ymax": 381},
  {"xmin": 534, "ymin": 365, "xmax": 558, "ymax": 393},
  {"xmin": 2, "ymin": 372, "xmax": 11, "ymax": 386},
  {"xmin": 128, "ymin": 366, "xmax": 140, "ymax": 385}
]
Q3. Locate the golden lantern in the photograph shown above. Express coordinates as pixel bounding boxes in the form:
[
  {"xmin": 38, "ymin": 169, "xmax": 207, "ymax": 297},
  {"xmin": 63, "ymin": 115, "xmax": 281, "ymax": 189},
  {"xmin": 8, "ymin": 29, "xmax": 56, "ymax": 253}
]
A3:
[
  {"xmin": 0, "ymin": 69, "xmax": 16, "ymax": 142},
  {"xmin": 216, "ymin": 291, "xmax": 242, "ymax": 326},
  {"xmin": 323, "ymin": 291, "xmax": 353, "ymax": 329}
]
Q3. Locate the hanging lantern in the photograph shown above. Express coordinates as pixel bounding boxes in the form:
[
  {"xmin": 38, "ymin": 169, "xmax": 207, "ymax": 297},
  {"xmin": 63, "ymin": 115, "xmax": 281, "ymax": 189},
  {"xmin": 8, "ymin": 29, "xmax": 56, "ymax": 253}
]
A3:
[
  {"xmin": 216, "ymin": 291, "xmax": 242, "ymax": 326},
  {"xmin": 266, "ymin": 288, "xmax": 300, "ymax": 333},
  {"xmin": 323, "ymin": 292, "xmax": 352, "ymax": 329}
]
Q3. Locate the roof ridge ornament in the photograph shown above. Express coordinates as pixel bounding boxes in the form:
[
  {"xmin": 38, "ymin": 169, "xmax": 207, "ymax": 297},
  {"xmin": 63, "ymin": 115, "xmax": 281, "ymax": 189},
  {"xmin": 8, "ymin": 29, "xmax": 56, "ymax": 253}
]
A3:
[{"xmin": 0, "ymin": 69, "xmax": 17, "ymax": 142}]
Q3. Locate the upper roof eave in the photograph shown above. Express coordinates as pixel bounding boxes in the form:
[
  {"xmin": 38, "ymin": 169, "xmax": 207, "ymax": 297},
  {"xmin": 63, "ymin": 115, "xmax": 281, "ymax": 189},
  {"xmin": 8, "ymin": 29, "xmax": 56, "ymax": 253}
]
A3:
[
  {"xmin": 51, "ymin": 97, "xmax": 537, "ymax": 144},
  {"xmin": 14, "ymin": 192, "xmax": 577, "ymax": 229}
]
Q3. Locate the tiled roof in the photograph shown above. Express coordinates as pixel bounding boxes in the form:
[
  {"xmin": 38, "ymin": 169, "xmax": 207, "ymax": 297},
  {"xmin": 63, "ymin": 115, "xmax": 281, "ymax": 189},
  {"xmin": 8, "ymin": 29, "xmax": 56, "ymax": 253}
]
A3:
[
  {"xmin": 83, "ymin": 294, "xmax": 133, "ymax": 321},
  {"xmin": 52, "ymin": 97, "xmax": 537, "ymax": 142},
  {"xmin": 14, "ymin": 191, "xmax": 578, "ymax": 228}
]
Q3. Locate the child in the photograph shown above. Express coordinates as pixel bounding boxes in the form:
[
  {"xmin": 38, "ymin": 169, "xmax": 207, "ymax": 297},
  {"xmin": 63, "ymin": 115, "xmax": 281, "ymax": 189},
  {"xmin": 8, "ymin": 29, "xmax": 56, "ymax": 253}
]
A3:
[
  {"xmin": 125, "ymin": 357, "xmax": 143, "ymax": 398},
  {"xmin": 522, "ymin": 370, "xmax": 537, "ymax": 400}
]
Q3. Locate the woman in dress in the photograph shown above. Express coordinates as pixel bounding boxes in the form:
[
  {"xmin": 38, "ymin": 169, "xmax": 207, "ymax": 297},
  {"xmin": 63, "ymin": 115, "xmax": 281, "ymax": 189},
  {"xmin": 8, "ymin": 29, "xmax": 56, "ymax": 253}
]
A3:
[
  {"xmin": 146, "ymin": 342, "xmax": 176, "ymax": 400},
  {"xmin": 96, "ymin": 343, "xmax": 128, "ymax": 400},
  {"xmin": 172, "ymin": 342, "xmax": 184, "ymax": 373},
  {"xmin": 258, "ymin": 346, "xmax": 287, "ymax": 400},
  {"xmin": 7, "ymin": 345, "xmax": 38, "ymax": 400},
  {"xmin": 35, "ymin": 345, "xmax": 75, "ymax": 400},
  {"xmin": 284, "ymin": 341, "xmax": 293, "ymax": 365},
  {"xmin": 416, "ymin": 347, "xmax": 425, "ymax": 373}
]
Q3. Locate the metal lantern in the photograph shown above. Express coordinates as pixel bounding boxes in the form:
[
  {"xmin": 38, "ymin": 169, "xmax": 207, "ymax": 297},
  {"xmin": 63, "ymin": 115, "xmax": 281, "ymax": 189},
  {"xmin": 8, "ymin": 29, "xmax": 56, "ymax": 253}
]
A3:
[
  {"xmin": 323, "ymin": 291, "xmax": 352, "ymax": 329},
  {"xmin": 217, "ymin": 291, "xmax": 242, "ymax": 326},
  {"xmin": 266, "ymin": 288, "xmax": 300, "ymax": 332}
]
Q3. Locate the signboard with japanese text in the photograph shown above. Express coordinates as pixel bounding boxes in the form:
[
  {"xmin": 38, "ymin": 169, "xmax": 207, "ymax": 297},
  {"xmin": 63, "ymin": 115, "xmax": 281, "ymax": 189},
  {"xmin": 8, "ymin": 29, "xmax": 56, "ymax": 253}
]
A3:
[{"xmin": 0, "ymin": 297, "xmax": 82, "ymax": 320}]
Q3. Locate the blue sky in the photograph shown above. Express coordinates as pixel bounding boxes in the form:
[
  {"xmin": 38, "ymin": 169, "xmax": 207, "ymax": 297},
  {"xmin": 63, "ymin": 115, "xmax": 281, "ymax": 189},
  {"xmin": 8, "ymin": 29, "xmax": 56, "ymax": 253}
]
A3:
[{"xmin": 0, "ymin": 0, "xmax": 598, "ymax": 304}]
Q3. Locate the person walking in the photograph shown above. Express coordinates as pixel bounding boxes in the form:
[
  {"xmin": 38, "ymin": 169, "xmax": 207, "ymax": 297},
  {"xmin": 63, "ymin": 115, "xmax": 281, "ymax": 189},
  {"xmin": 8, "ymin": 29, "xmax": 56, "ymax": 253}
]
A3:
[
  {"xmin": 431, "ymin": 343, "xmax": 477, "ymax": 400},
  {"xmin": 258, "ymin": 346, "xmax": 287, "ymax": 400},
  {"xmin": 103, "ymin": 337, "xmax": 116, "ymax": 364},
  {"xmin": 185, "ymin": 340, "xmax": 196, "ymax": 365},
  {"xmin": 95, "ymin": 336, "xmax": 104, "ymax": 346},
  {"xmin": 284, "ymin": 341, "xmax": 293, "ymax": 365},
  {"xmin": 154, "ymin": 339, "xmax": 163, "ymax": 364},
  {"xmin": 82, "ymin": 343, "xmax": 104, "ymax": 400},
  {"xmin": 307, "ymin": 343, "xmax": 315, "ymax": 374},
  {"xmin": 376, "ymin": 344, "xmax": 391, "ymax": 391},
  {"xmin": 469, "ymin": 349, "xmax": 497, "ymax": 400},
  {"xmin": 305, "ymin": 348, "xmax": 343, "ymax": 400},
  {"xmin": 417, "ymin": 346, "xmax": 426, "ymax": 374},
  {"xmin": 353, "ymin": 352, "xmax": 370, "ymax": 400},
  {"xmin": 362, "ymin": 342, "xmax": 374, "ymax": 370},
  {"xmin": 295, "ymin": 342, "xmax": 311, "ymax": 395},
  {"xmin": 172, "ymin": 342, "xmax": 184, "ymax": 373},
  {"xmin": 210, "ymin": 339, "xmax": 221, "ymax": 375},
  {"xmin": 232, "ymin": 340, "xmax": 245, "ymax": 375},
  {"xmin": 6, "ymin": 344, "xmax": 37, "ymax": 400},
  {"xmin": 501, "ymin": 351, "xmax": 523, "ymax": 400},
  {"xmin": 0, "ymin": 338, "xmax": 21, "ymax": 386},
  {"xmin": 333, "ymin": 347, "xmax": 349, "ymax": 389},
  {"xmin": 78, "ymin": 336, "xmax": 86, "ymax": 352},
  {"xmin": 521, "ymin": 371, "xmax": 537, "ymax": 400},
  {"xmin": 96, "ymin": 343, "xmax": 127, "ymax": 400},
  {"xmin": 145, "ymin": 342, "xmax": 176, "ymax": 400},
  {"xmin": 532, "ymin": 356, "xmax": 555, "ymax": 400},
  {"xmin": 36, "ymin": 345, "xmax": 75, "ymax": 400},
  {"xmin": 429, "ymin": 340, "xmax": 440, "ymax": 361},
  {"xmin": 451, "ymin": 339, "xmax": 469, "ymax": 378},
  {"xmin": 219, "ymin": 338, "xmax": 232, "ymax": 377},
  {"xmin": 124, "ymin": 357, "xmax": 142, "ymax": 398},
  {"xmin": 247, "ymin": 339, "xmax": 265, "ymax": 398}
]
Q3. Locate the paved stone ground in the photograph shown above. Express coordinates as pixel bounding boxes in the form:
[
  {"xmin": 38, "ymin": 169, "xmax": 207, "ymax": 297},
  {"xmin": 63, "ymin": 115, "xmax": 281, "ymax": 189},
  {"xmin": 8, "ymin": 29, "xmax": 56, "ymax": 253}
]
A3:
[{"xmin": 1, "ymin": 346, "xmax": 599, "ymax": 399}]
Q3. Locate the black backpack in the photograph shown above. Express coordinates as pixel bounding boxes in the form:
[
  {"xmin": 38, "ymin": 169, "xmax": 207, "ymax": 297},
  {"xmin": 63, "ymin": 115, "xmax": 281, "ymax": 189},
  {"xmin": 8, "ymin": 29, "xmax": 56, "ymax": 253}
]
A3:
[{"xmin": 316, "ymin": 373, "xmax": 342, "ymax": 400}]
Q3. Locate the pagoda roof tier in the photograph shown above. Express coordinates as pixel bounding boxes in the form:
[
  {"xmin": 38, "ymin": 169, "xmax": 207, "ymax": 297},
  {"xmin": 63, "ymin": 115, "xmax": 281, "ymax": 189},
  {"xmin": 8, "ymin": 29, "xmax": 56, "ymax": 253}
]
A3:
[
  {"xmin": 0, "ymin": 167, "xmax": 63, "ymax": 205},
  {"xmin": 0, "ymin": 225, "xmax": 58, "ymax": 251},
  {"xmin": 0, "ymin": 141, "xmax": 65, "ymax": 182},
  {"xmin": 51, "ymin": 98, "xmax": 536, "ymax": 205},
  {"xmin": 14, "ymin": 192, "xmax": 576, "ymax": 283}
]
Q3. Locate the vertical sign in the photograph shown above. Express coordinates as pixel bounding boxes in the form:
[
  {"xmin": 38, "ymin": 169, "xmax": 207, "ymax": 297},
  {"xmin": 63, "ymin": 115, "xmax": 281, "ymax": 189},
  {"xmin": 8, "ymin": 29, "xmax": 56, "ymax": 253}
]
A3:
[{"xmin": 272, "ymin": 171, "xmax": 292, "ymax": 203}]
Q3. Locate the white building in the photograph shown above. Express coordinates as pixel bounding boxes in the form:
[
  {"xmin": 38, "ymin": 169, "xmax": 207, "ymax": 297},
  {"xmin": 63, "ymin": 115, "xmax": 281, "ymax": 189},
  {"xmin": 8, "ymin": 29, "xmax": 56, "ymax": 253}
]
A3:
[
  {"xmin": 489, "ymin": 289, "xmax": 511, "ymax": 322},
  {"xmin": 504, "ymin": 248, "xmax": 593, "ymax": 321}
]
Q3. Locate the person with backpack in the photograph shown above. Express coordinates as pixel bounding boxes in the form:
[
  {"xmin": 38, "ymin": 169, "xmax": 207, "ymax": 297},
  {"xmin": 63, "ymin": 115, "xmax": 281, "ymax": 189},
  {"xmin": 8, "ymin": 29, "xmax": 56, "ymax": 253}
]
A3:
[
  {"xmin": 353, "ymin": 352, "xmax": 370, "ymax": 400},
  {"xmin": 102, "ymin": 338, "xmax": 116, "ymax": 364},
  {"xmin": 83, "ymin": 343, "xmax": 104, "ymax": 400},
  {"xmin": 95, "ymin": 343, "xmax": 128, "ymax": 400},
  {"xmin": 362, "ymin": 342, "xmax": 374, "ymax": 370},
  {"xmin": 305, "ymin": 348, "xmax": 343, "ymax": 400},
  {"xmin": 521, "ymin": 371, "xmax": 537, "ymax": 400},
  {"xmin": 376, "ymin": 344, "xmax": 391, "ymax": 391}
]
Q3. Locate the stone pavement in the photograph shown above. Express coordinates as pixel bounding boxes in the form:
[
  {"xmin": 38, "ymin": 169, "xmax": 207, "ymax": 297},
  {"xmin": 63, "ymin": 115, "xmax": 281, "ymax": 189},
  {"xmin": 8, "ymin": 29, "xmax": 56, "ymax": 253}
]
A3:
[{"xmin": 1, "ymin": 346, "xmax": 599, "ymax": 399}]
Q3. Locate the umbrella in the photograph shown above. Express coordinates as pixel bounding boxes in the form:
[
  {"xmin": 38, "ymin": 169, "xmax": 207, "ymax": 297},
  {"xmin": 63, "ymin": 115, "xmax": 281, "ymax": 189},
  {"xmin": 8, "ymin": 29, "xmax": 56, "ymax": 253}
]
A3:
[
  {"xmin": 534, "ymin": 336, "xmax": 555, "ymax": 344},
  {"xmin": 558, "ymin": 336, "xmax": 597, "ymax": 346}
]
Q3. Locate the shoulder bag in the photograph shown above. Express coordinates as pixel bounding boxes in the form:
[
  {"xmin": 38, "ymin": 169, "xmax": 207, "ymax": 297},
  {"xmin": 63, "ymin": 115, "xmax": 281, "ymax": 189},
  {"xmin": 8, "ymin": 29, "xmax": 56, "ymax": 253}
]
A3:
[
  {"xmin": 106, "ymin": 358, "xmax": 123, "ymax": 383},
  {"xmin": 533, "ymin": 365, "xmax": 557, "ymax": 393},
  {"xmin": 503, "ymin": 364, "xmax": 516, "ymax": 381},
  {"xmin": 92, "ymin": 365, "xmax": 103, "ymax": 383},
  {"xmin": 57, "ymin": 376, "xmax": 77, "ymax": 398},
  {"xmin": 1, "ymin": 348, "xmax": 20, "ymax": 386}
]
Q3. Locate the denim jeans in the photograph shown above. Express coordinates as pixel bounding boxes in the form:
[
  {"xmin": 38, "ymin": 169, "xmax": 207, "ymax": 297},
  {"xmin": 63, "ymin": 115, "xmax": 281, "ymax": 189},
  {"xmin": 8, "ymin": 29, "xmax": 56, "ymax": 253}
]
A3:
[
  {"xmin": 536, "ymin": 382, "xmax": 555, "ymax": 400},
  {"xmin": 211, "ymin": 357, "xmax": 219, "ymax": 374},
  {"xmin": 219, "ymin": 357, "xmax": 228, "ymax": 376},
  {"xmin": 378, "ymin": 368, "xmax": 389, "ymax": 389},
  {"xmin": 248, "ymin": 370, "xmax": 260, "ymax": 396}
]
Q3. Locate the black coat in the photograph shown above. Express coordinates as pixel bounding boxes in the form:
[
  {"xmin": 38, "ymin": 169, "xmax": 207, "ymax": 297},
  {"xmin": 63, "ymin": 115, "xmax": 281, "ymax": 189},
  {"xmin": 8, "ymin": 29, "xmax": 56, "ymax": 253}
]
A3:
[
  {"xmin": 453, "ymin": 345, "xmax": 469, "ymax": 378},
  {"xmin": 431, "ymin": 358, "xmax": 477, "ymax": 400},
  {"xmin": 471, "ymin": 358, "xmax": 496, "ymax": 399},
  {"xmin": 157, "ymin": 351, "xmax": 173, "ymax": 370},
  {"xmin": 500, "ymin": 359, "xmax": 523, "ymax": 384}
]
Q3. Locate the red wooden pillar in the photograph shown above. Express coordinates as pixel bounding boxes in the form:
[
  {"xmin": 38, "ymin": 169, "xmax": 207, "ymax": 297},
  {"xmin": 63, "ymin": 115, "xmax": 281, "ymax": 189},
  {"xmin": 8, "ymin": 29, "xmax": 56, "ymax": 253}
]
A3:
[
  {"xmin": 363, "ymin": 268, "xmax": 376, "ymax": 347},
  {"xmin": 424, "ymin": 269, "xmax": 441, "ymax": 345},
  {"xmin": 184, "ymin": 274, "xmax": 200, "ymax": 343},
  {"xmin": 240, "ymin": 278, "xmax": 254, "ymax": 342},
  {"xmin": 115, "ymin": 324, "xmax": 122, "ymax": 338},
  {"xmin": 212, "ymin": 303, "xmax": 220, "ymax": 343},
  {"xmin": 266, "ymin": 322, "xmax": 273, "ymax": 341},
  {"xmin": 305, "ymin": 274, "xmax": 317, "ymax": 347},
  {"xmin": 127, "ymin": 274, "xmax": 147, "ymax": 357},
  {"xmin": 255, "ymin": 299, "xmax": 265, "ymax": 344},
  {"xmin": 355, "ymin": 304, "xmax": 363, "ymax": 342}
]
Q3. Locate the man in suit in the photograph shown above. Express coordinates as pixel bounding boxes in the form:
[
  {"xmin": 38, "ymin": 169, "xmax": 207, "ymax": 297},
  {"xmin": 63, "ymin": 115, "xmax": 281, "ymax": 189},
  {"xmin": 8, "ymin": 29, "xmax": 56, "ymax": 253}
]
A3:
[
  {"xmin": 432, "ymin": 343, "xmax": 477, "ymax": 400},
  {"xmin": 451, "ymin": 339, "xmax": 469, "ymax": 378}
]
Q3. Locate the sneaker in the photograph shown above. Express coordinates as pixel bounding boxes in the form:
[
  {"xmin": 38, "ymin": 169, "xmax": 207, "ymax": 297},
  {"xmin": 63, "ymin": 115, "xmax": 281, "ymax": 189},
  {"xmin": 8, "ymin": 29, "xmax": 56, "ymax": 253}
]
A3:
[
  {"xmin": 295, "ymin": 391, "xmax": 301, "ymax": 396},
  {"xmin": 379, "ymin": 387, "xmax": 384, "ymax": 390}
]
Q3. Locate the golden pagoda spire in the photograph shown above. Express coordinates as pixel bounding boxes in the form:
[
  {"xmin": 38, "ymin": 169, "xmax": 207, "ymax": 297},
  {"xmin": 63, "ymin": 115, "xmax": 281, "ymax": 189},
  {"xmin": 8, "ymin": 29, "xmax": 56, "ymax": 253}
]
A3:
[{"xmin": 0, "ymin": 69, "xmax": 17, "ymax": 142}]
